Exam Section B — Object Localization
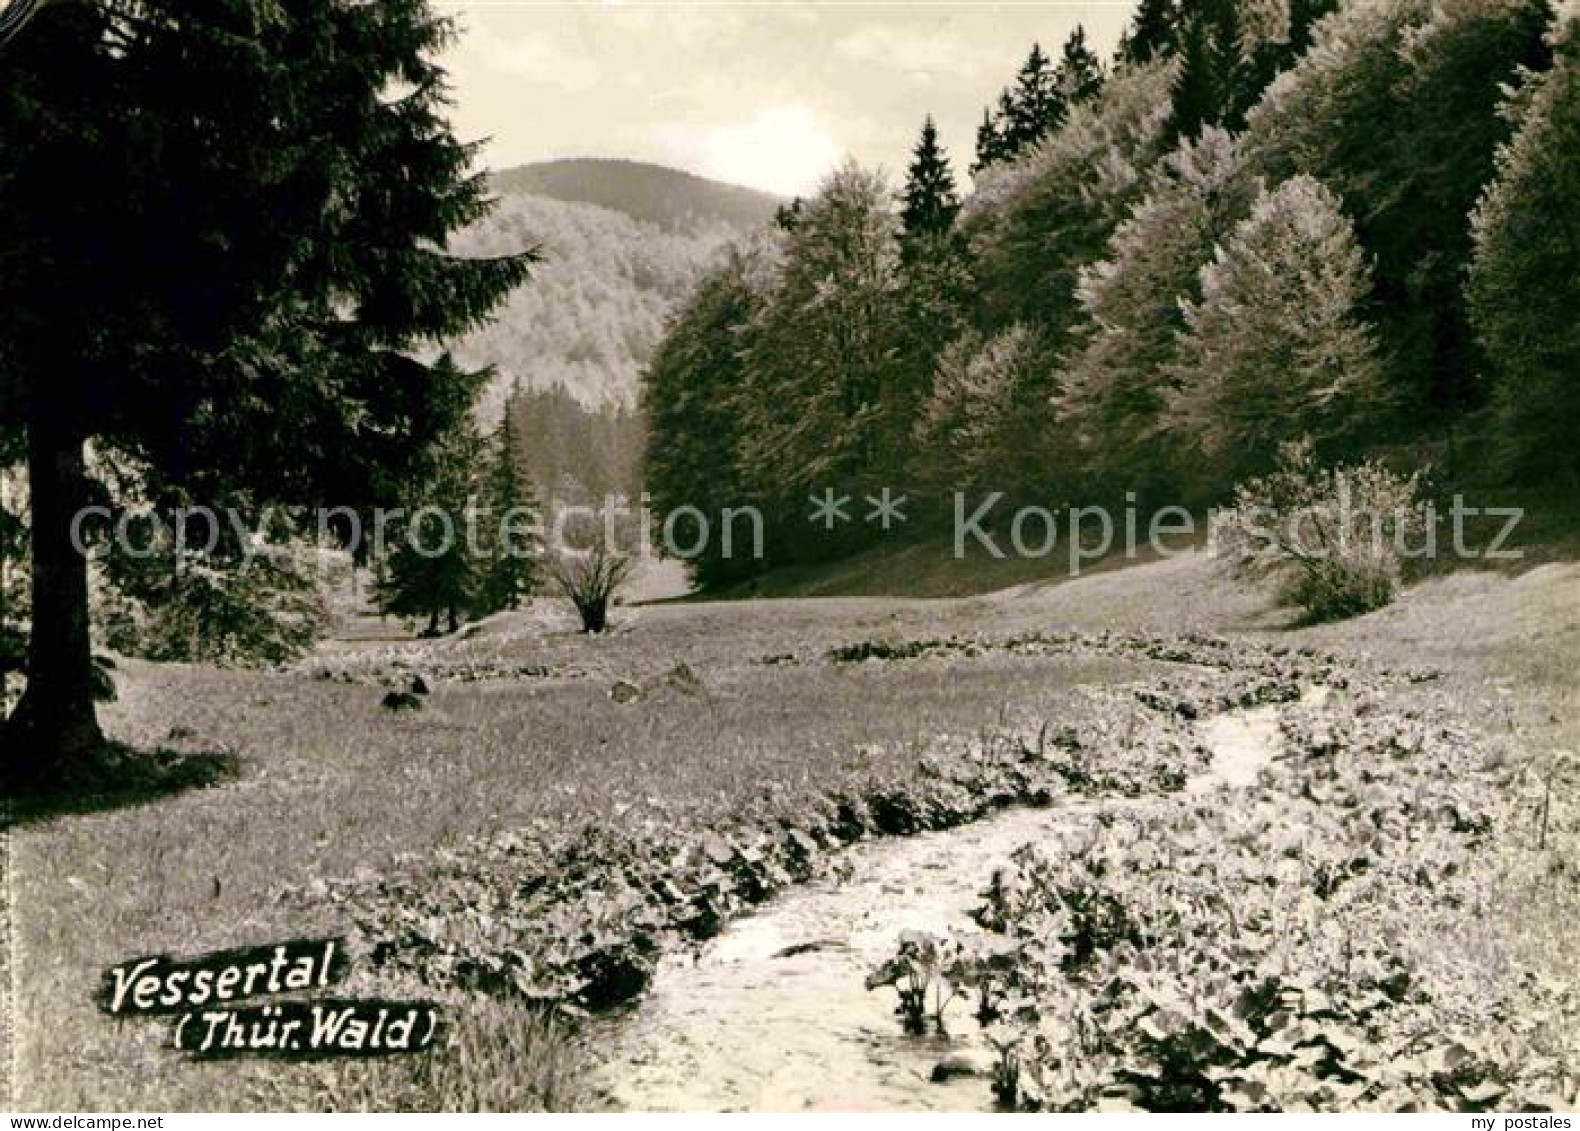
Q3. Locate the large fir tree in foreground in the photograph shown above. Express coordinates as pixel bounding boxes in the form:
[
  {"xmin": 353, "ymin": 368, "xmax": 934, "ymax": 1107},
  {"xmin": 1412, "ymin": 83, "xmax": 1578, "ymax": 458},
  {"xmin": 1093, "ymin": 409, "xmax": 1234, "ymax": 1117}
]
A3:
[
  {"xmin": 0, "ymin": 1, "xmax": 533, "ymax": 791},
  {"xmin": 1057, "ymin": 25, "xmax": 1107, "ymax": 105}
]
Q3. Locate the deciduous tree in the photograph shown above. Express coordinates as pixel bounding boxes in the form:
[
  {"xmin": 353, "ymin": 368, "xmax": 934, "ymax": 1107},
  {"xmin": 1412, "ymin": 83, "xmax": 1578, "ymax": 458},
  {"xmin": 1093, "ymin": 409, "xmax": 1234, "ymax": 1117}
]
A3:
[
  {"xmin": 1467, "ymin": 12, "xmax": 1580, "ymax": 481},
  {"xmin": 1058, "ymin": 128, "xmax": 1261, "ymax": 503},
  {"xmin": 644, "ymin": 244, "xmax": 775, "ymax": 586},
  {"xmin": 1166, "ymin": 176, "xmax": 1384, "ymax": 496},
  {"xmin": 736, "ymin": 165, "xmax": 904, "ymax": 559},
  {"xmin": 1244, "ymin": 0, "xmax": 1553, "ymax": 427}
]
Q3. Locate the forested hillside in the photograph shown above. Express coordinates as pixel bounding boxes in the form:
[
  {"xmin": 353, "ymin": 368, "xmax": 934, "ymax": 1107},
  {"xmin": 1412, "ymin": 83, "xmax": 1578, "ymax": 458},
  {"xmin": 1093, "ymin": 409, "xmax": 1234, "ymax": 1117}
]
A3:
[
  {"xmin": 448, "ymin": 163, "xmax": 775, "ymax": 502},
  {"xmin": 508, "ymin": 381, "xmax": 644, "ymax": 502},
  {"xmin": 491, "ymin": 158, "xmax": 782, "ymax": 232},
  {"xmin": 646, "ymin": 0, "xmax": 1576, "ymax": 589},
  {"xmin": 450, "ymin": 191, "xmax": 745, "ymax": 419}
]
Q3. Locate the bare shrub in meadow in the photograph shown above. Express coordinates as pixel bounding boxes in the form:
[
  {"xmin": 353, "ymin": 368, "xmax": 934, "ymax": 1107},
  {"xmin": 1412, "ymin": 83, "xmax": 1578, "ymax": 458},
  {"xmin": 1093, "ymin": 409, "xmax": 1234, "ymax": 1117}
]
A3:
[
  {"xmin": 1216, "ymin": 439, "xmax": 1428, "ymax": 623},
  {"xmin": 550, "ymin": 530, "xmax": 635, "ymax": 634}
]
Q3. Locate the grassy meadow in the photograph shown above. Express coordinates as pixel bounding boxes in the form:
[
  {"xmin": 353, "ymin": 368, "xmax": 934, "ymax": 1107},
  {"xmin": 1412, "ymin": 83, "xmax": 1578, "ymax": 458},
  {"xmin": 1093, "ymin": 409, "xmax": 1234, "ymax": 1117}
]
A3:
[{"xmin": 4, "ymin": 545, "xmax": 1577, "ymax": 1110}]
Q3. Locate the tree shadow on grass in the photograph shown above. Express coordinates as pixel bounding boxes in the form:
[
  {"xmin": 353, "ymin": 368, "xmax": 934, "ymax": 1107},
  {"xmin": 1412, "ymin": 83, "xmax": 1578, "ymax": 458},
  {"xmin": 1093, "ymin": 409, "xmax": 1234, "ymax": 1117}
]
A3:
[
  {"xmin": 1, "ymin": 742, "xmax": 242, "ymax": 830},
  {"xmin": 1408, "ymin": 485, "xmax": 1580, "ymax": 582}
]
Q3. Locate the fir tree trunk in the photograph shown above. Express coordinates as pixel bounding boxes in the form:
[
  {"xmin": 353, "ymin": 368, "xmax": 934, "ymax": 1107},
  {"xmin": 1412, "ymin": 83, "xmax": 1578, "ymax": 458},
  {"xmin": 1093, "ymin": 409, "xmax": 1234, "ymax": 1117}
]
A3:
[{"xmin": 2, "ymin": 416, "xmax": 105, "ymax": 793}]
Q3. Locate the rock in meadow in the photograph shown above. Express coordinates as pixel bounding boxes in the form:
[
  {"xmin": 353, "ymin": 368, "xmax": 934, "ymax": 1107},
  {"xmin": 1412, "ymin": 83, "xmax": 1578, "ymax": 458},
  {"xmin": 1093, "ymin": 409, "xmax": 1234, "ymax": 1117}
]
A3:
[{"xmin": 931, "ymin": 1049, "xmax": 995, "ymax": 1082}]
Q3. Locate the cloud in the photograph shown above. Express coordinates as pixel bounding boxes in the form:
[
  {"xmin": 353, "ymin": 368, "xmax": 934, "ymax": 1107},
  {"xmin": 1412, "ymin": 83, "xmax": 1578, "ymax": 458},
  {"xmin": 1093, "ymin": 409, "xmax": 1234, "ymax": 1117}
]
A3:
[
  {"xmin": 654, "ymin": 104, "xmax": 845, "ymax": 197},
  {"xmin": 467, "ymin": 33, "xmax": 600, "ymax": 93},
  {"xmin": 833, "ymin": 24, "xmax": 995, "ymax": 81},
  {"xmin": 445, "ymin": 7, "xmax": 1131, "ymax": 191}
]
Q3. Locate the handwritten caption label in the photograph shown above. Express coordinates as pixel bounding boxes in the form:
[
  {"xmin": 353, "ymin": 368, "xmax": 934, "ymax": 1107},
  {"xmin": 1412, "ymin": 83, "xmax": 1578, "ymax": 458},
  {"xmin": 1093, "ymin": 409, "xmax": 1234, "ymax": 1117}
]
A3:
[
  {"xmin": 99, "ymin": 938, "xmax": 441, "ymax": 1059},
  {"xmin": 99, "ymin": 938, "xmax": 347, "ymax": 1016},
  {"xmin": 173, "ymin": 999, "xmax": 441, "ymax": 1059}
]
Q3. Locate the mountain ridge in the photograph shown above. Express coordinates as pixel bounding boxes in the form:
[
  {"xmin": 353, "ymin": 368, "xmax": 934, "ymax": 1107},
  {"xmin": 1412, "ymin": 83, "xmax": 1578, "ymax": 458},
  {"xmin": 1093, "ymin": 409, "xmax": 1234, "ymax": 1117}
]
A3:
[
  {"xmin": 488, "ymin": 157, "xmax": 783, "ymax": 232},
  {"xmin": 452, "ymin": 159, "xmax": 775, "ymax": 421}
]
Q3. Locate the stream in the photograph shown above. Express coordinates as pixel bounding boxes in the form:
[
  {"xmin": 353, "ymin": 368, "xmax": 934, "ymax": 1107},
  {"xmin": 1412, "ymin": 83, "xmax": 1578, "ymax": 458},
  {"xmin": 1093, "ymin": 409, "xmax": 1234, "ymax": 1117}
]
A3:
[{"xmin": 597, "ymin": 694, "xmax": 1316, "ymax": 1112}]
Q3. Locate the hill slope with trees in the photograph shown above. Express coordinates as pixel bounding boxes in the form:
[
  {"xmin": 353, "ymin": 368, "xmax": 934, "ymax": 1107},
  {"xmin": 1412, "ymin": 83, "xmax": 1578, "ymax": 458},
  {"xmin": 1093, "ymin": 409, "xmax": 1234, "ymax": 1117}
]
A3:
[
  {"xmin": 645, "ymin": 0, "xmax": 1574, "ymax": 590},
  {"xmin": 450, "ymin": 190, "xmax": 750, "ymax": 418},
  {"xmin": 448, "ymin": 162, "xmax": 778, "ymax": 499},
  {"xmin": 490, "ymin": 158, "xmax": 782, "ymax": 233}
]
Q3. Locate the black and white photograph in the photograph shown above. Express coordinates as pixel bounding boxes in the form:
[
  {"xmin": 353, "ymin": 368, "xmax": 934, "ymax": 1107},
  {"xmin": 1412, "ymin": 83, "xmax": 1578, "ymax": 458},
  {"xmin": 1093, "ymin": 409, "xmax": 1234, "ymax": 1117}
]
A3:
[{"xmin": 1, "ymin": 0, "xmax": 1577, "ymax": 1114}]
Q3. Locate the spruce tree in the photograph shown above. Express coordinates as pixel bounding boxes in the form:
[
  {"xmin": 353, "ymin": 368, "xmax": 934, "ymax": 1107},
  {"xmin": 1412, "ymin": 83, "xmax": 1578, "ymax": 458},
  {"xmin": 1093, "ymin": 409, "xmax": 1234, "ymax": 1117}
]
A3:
[
  {"xmin": 375, "ymin": 425, "xmax": 484, "ymax": 637},
  {"xmin": 1167, "ymin": 0, "xmax": 1332, "ymax": 139},
  {"xmin": 900, "ymin": 116, "xmax": 962, "ymax": 246},
  {"xmin": 0, "ymin": 1, "xmax": 533, "ymax": 788},
  {"xmin": 96, "ymin": 498, "xmax": 330, "ymax": 667},
  {"xmin": 894, "ymin": 118, "xmax": 970, "ymax": 486},
  {"xmin": 973, "ymin": 43, "xmax": 1074, "ymax": 175},
  {"xmin": 1119, "ymin": 0, "xmax": 1181, "ymax": 65},
  {"xmin": 1241, "ymin": 0, "xmax": 1341, "ymax": 110},
  {"xmin": 972, "ymin": 108, "xmax": 1008, "ymax": 175},
  {"xmin": 1170, "ymin": 0, "xmax": 1247, "ymax": 138},
  {"xmin": 478, "ymin": 397, "xmax": 543, "ymax": 612},
  {"xmin": 1057, "ymin": 25, "xmax": 1107, "ymax": 106},
  {"xmin": 1003, "ymin": 43, "xmax": 1067, "ymax": 155}
]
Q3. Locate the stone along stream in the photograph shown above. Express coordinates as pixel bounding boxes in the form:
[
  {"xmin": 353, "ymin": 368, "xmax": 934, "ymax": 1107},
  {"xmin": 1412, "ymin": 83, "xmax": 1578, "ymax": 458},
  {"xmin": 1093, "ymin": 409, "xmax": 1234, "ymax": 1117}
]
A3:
[{"xmin": 597, "ymin": 694, "xmax": 1319, "ymax": 1112}]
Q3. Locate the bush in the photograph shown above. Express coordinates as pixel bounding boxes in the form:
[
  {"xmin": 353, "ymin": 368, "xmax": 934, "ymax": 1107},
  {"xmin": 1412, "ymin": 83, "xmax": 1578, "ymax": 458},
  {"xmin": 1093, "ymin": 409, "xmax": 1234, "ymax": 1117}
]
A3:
[
  {"xmin": 549, "ymin": 527, "xmax": 634, "ymax": 634},
  {"xmin": 1215, "ymin": 439, "xmax": 1427, "ymax": 623},
  {"xmin": 1281, "ymin": 556, "xmax": 1396, "ymax": 622}
]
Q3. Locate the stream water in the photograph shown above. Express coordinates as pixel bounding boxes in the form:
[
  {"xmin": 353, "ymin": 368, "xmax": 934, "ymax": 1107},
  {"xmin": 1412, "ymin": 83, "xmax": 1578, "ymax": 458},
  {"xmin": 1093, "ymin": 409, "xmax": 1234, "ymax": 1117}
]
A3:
[{"xmin": 597, "ymin": 696, "xmax": 1314, "ymax": 1112}]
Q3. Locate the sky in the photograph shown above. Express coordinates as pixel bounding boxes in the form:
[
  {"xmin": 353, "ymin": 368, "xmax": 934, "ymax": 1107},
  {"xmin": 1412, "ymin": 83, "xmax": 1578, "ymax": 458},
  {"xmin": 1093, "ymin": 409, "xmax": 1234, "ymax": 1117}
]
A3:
[{"xmin": 437, "ymin": 1, "xmax": 1137, "ymax": 198}]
